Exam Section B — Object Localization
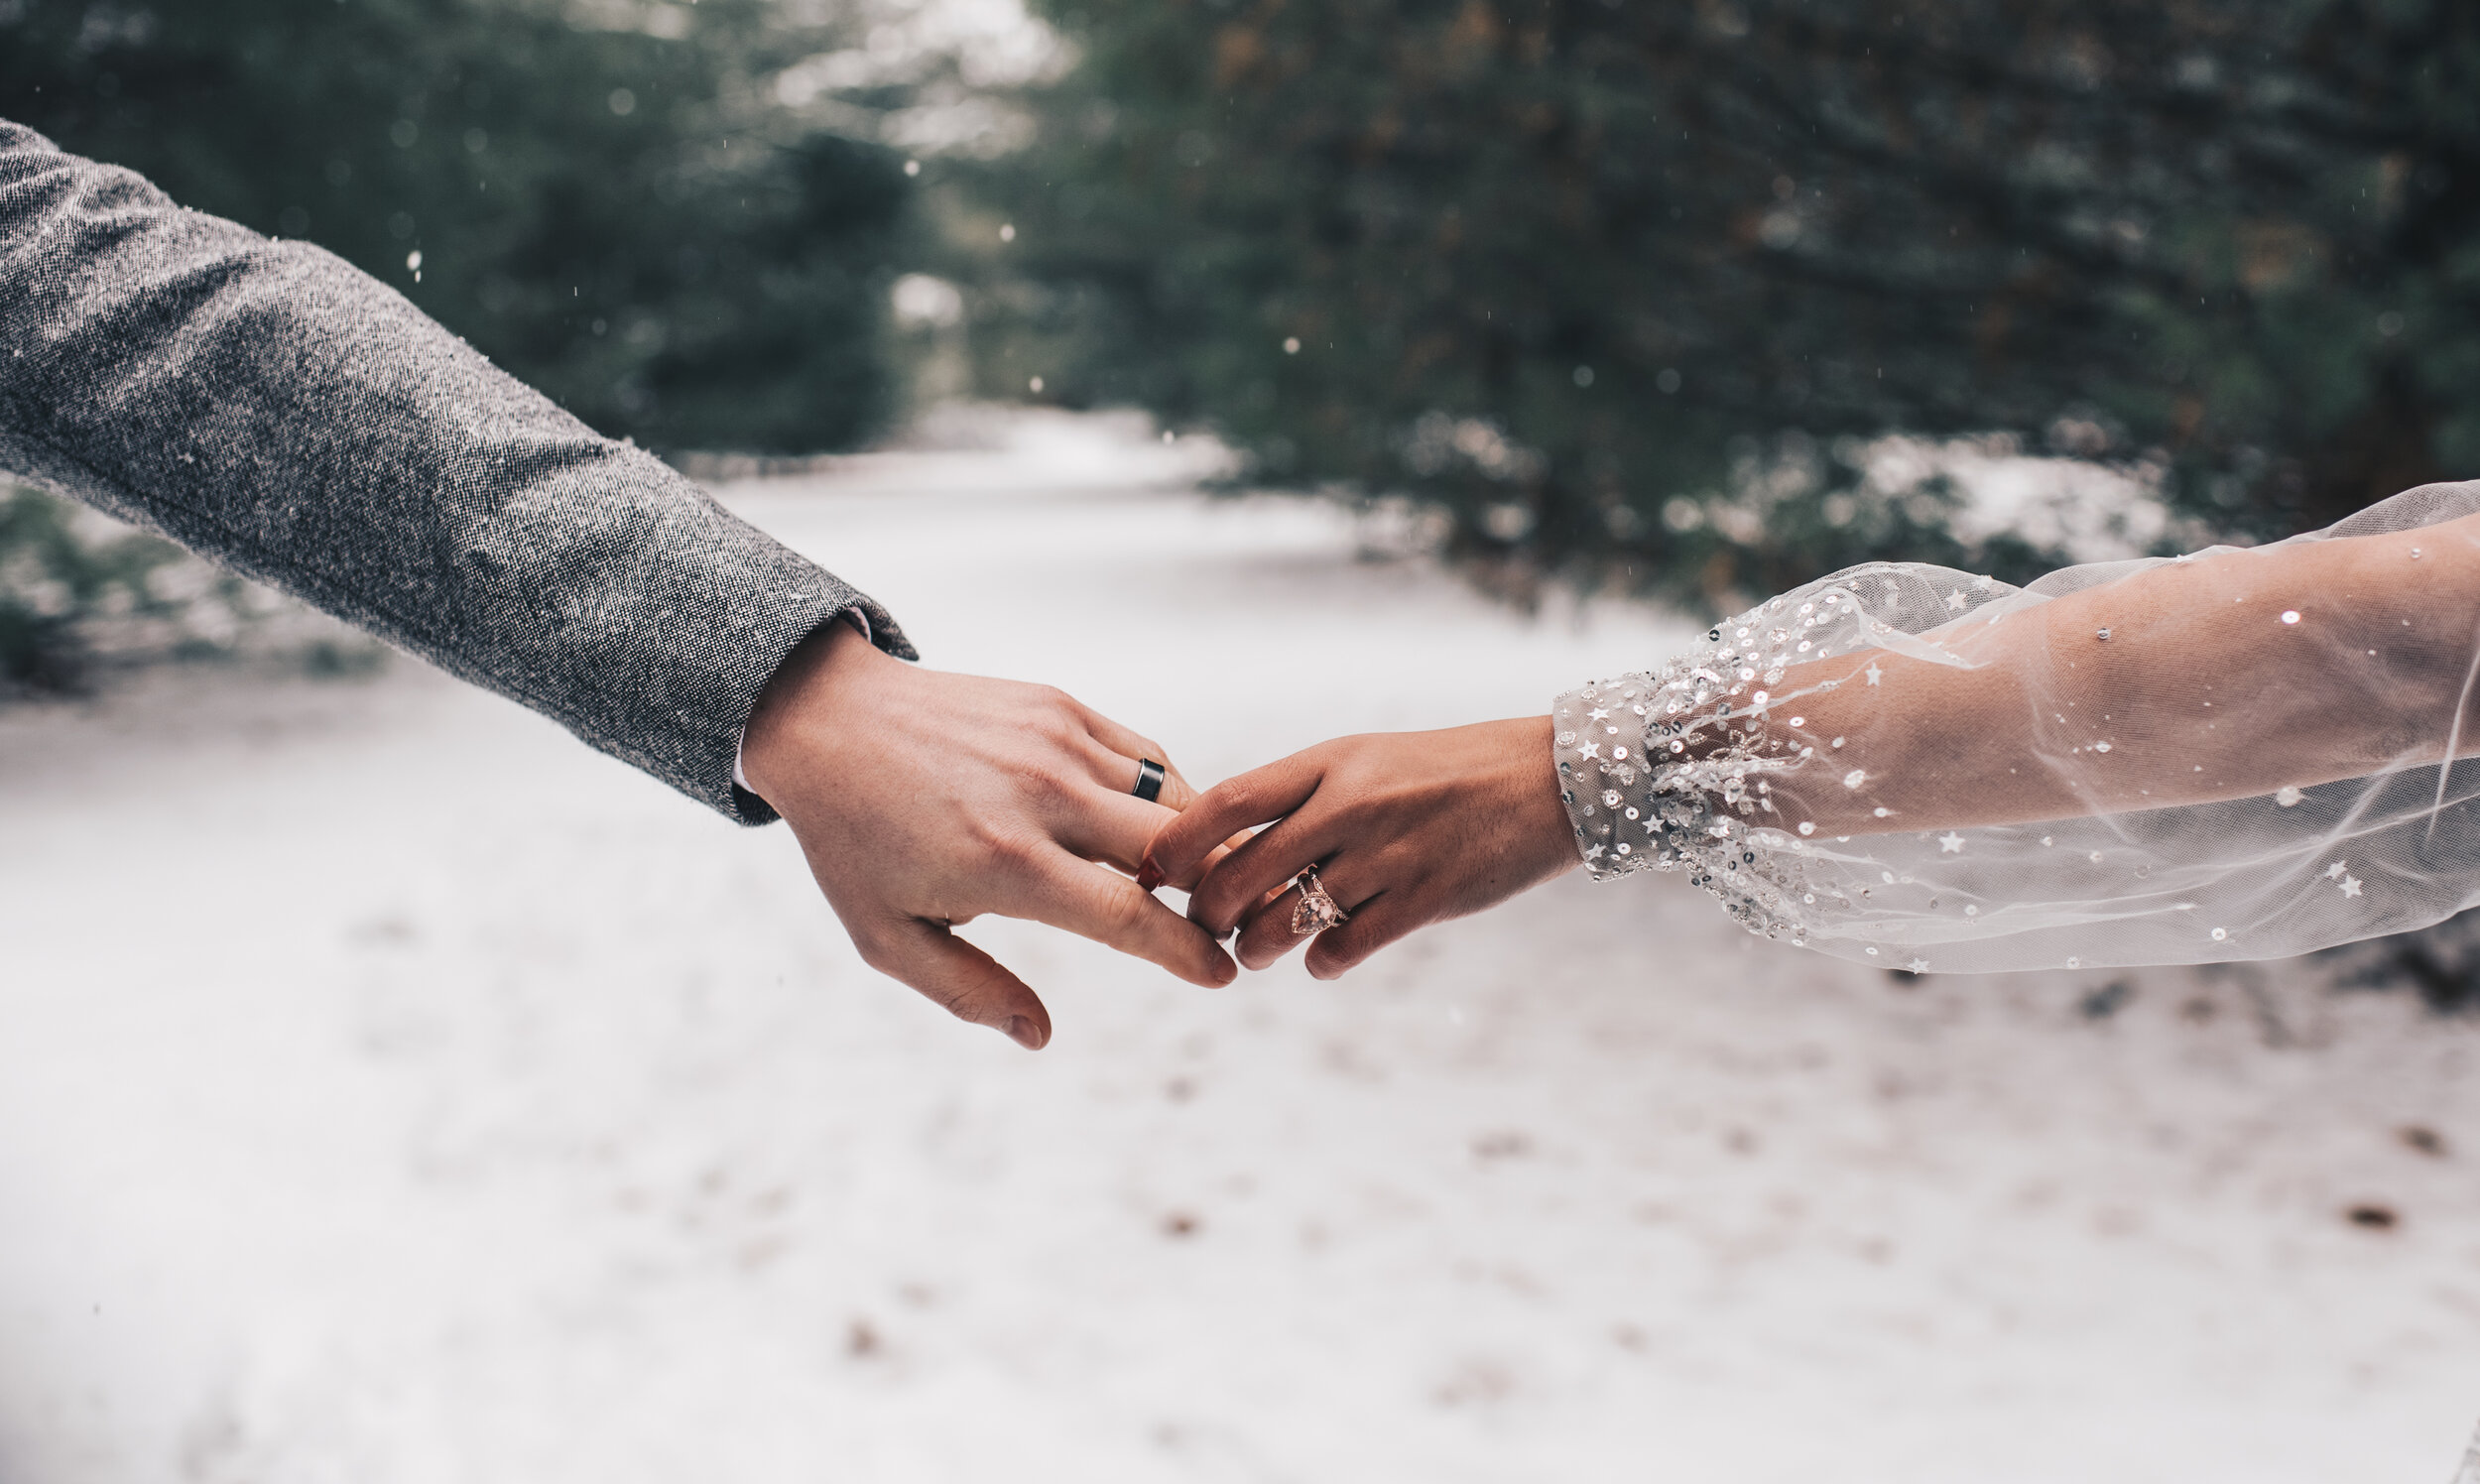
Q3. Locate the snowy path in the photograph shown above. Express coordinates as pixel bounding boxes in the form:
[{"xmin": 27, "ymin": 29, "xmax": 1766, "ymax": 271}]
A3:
[{"xmin": 1, "ymin": 414, "xmax": 2476, "ymax": 1482}]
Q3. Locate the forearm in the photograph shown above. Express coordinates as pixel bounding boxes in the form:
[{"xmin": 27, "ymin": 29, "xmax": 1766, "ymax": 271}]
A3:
[
  {"xmin": 1555, "ymin": 485, "xmax": 2480, "ymax": 972},
  {"xmin": 1756, "ymin": 515, "xmax": 2480, "ymax": 835},
  {"xmin": 0, "ymin": 120, "xmax": 907, "ymax": 821}
]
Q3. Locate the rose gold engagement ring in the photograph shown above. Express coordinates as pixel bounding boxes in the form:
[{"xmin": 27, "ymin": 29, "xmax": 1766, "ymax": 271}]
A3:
[{"xmin": 1291, "ymin": 866, "xmax": 1349, "ymax": 935}]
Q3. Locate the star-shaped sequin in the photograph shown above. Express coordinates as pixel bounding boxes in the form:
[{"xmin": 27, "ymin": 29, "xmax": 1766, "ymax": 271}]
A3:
[
  {"xmin": 2324, "ymin": 860, "xmax": 2348, "ymax": 879},
  {"xmin": 1576, "ymin": 740, "xmax": 1602, "ymax": 760},
  {"xmin": 1937, "ymin": 831, "xmax": 1965, "ymax": 853},
  {"xmin": 1944, "ymin": 591, "xmax": 1967, "ymax": 612},
  {"xmin": 1583, "ymin": 843, "xmax": 1606, "ymax": 861},
  {"xmin": 1906, "ymin": 957, "xmax": 1930, "ymax": 973},
  {"xmin": 2340, "ymin": 875, "xmax": 2363, "ymax": 899},
  {"xmin": 1864, "ymin": 662, "xmax": 1884, "ymax": 686},
  {"xmin": 1588, "ymin": 707, "xmax": 1611, "ymax": 721}
]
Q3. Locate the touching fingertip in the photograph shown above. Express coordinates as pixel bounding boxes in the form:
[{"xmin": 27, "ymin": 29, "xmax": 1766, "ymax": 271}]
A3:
[{"xmin": 1002, "ymin": 1015, "xmax": 1047, "ymax": 1051}]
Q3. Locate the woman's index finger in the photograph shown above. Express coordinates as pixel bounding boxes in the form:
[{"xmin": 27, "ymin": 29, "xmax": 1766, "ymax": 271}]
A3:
[{"xmin": 1142, "ymin": 752, "xmax": 1326, "ymax": 885}]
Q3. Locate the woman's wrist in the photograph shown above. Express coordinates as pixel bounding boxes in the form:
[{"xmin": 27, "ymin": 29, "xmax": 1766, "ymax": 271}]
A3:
[{"xmin": 1502, "ymin": 713, "xmax": 1587, "ymax": 880}]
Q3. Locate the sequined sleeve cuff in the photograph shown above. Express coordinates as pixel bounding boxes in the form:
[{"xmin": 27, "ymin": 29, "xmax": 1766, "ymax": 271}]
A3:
[
  {"xmin": 1551, "ymin": 681, "xmax": 1661, "ymax": 880},
  {"xmin": 1552, "ymin": 629, "xmax": 1829, "ymax": 944}
]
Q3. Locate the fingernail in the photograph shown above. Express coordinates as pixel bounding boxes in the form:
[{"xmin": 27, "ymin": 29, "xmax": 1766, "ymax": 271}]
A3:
[
  {"xmin": 1001, "ymin": 1015, "xmax": 1045, "ymax": 1051},
  {"xmin": 1135, "ymin": 856, "xmax": 1166, "ymax": 893}
]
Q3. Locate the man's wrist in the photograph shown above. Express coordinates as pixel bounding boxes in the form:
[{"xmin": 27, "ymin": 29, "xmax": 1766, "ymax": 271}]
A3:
[
  {"xmin": 739, "ymin": 616, "xmax": 888, "ymax": 809},
  {"xmin": 736, "ymin": 609, "xmax": 879, "ymax": 803}
]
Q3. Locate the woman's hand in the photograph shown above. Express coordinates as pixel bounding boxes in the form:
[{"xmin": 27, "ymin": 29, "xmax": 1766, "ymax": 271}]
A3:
[{"xmin": 1142, "ymin": 717, "xmax": 1581, "ymax": 978}]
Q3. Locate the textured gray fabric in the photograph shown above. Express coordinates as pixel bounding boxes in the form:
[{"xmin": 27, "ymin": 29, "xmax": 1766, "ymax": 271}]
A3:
[{"xmin": 0, "ymin": 120, "xmax": 913, "ymax": 824}]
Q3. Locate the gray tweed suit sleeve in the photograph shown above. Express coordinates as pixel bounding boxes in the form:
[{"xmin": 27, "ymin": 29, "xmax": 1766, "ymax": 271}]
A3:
[{"xmin": 0, "ymin": 120, "xmax": 914, "ymax": 824}]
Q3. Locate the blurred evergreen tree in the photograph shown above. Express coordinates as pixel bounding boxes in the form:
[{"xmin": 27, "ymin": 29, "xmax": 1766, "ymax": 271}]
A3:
[
  {"xmin": 970, "ymin": 0, "xmax": 2480, "ymax": 601},
  {"xmin": 0, "ymin": 483, "xmax": 189, "ymax": 692},
  {"xmin": 0, "ymin": 0, "xmax": 911, "ymax": 453}
]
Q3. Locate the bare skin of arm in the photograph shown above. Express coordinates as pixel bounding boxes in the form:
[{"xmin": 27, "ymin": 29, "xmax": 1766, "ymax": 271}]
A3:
[
  {"xmin": 1762, "ymin": 510, "xmax": 2480, "ymax": 837},
  {"xmin": 1151, "ymin": 511, "xmax": 2480, "ymax": 975}
]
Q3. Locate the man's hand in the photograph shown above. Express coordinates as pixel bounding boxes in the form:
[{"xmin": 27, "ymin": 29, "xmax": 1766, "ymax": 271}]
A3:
[
  {"xmin": 1143, "ymin": 717, "xmax": 1580, "ymax": 979},
  {"xmin": 740, "ymin": 621, "xmax": 1236, "ymax": 1050}
]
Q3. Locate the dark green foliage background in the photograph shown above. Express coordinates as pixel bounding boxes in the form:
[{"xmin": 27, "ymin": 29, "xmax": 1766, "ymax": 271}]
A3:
[
  {"xmin": 0, "ymin": 485, "xmax": 190, "ymax": 693},
  {"xmin": 0, "ymin": 0, "xmax": 911, "ymax": 453},
  {"xmin": 968, "ymin": 0, "xmax": 2480, "ymax": 602}
]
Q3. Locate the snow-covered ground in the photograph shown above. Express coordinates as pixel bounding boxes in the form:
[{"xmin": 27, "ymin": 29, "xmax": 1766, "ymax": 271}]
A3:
[{"xmin": 2, "ymin": 411, "xmax": 2475, "ymax": 1483}]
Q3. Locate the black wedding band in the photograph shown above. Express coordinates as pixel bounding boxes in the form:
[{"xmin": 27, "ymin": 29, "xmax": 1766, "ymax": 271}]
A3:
[{"xmin": 1133, "ymin": 758, "xmax": 1168, "ymax": 803}]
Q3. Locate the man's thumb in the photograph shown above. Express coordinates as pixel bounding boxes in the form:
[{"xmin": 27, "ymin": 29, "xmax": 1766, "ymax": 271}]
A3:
[{"xmin": 878, "ymin": 922, "xmax": 1053, "ymax": 1050}]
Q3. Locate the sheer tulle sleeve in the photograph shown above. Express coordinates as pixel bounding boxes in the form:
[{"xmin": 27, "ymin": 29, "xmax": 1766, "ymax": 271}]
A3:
[{"xmin": 1553, "ymin": 480, "xmax": 2480, "ymax": 973}]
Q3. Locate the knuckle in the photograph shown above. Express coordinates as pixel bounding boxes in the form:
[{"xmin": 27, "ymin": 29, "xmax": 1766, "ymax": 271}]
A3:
[
  {"xmin": 1173, "ymin": 817, "xmax": 1225, "ymax": 867},
  {"xmin": 1257, "ymin": 908, "xmax": 1305, "ymax": 950},
  {"xmin": 1375, "ymin": 843, "xmax": 1428, "ymax": 885},
  {"xmin": 970, "ymin": 818, "xmax": 1045, "ymax": 871},
  {"xmin": 1192, "ymin": 879, "xmax": 1248, "ymax": 930},
  {"xmin": 1104, "ymin": 884, "xmax": 1155, "ymax": 938},
  {"xmin": 988, "ymin": 832, "xmax": 1046, "ymax": 874},
  {"xmin": 1235, "ymin": 919, "xmax": 1288, "ymax": 966},
  {"xmin": 1021, "ymin": 761, "xmax": 1077, "ymax": 803},
  {"xmin": 1147, "ymin": 814, "xmax": 1194, "ymax": 859},
  {"xmin": 851, "ymin": 928, "xmax": 905, "ymax": 976}
]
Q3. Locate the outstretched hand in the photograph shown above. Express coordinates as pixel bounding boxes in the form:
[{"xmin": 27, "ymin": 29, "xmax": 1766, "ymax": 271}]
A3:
[
  {"xmin": 1144, "ymin": 717, "xmax": 1580, "ymax": 979},
  {"xmin": 740, "ymin": 621, "xmax": 1236, "ymax": 1050}
]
